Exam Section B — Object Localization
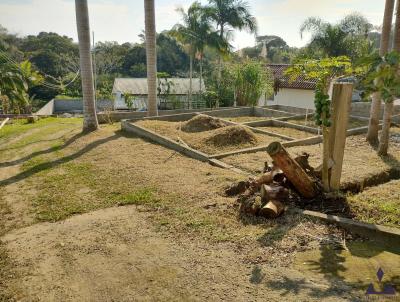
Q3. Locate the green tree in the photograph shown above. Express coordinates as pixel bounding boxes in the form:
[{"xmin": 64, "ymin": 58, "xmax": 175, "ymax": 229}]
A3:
[
  {"xmin": 286, "ymin": 56, "xmax": 358, "ymax": 191},
  {"xmin": 173, "ymin": 2, "xmax": 225, "ymax": 107},
  {"xmin": 233, "ymin": 60, "xmax": 273, "ymax": 106},
  {"xmin": 300, "ymin": 13, "xmax": 374, "ymax": 59},
  {"xmin": 206, "ymin": 0, "xmax": 257, "ymax": 93}
]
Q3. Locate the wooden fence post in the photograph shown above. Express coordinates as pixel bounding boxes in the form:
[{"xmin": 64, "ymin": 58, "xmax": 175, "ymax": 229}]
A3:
[{"xmin": 329, "ymin": 83, "xmax": 353, "ymax": 190}]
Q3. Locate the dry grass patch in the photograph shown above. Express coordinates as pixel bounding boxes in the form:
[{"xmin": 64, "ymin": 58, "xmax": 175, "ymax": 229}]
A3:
[
  {"xmin": 220, "ymin": 116, "xmax": 273, "ymax": 123},
  {"xmin": 135, "ymin": 119, "xmax": 281, "ymax": 154},
  {"xmin": 347, "ymin": 179, "xmax": 400, "ymax": 227},
  {"xmin": 256, "ymin": 126, "xmax": 315, "ymax": 139},
  {"xmin": 286, "ymin": 117, "xmax": 368, "ymax": 129}
]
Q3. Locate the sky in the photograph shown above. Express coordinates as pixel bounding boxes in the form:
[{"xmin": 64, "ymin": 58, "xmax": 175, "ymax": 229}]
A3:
[{"xmin": 0, "ymin": 0, "xmax": 386, "ymax": 49}]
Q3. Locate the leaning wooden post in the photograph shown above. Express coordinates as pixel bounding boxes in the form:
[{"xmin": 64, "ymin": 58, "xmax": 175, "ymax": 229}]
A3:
[
  {"xmin": 329, "ymin": 83, "xmax": 353, "ymax": 190},
  {"xmin": 267, "ymin": 142, "xmax": 317, "ymax": 199}
]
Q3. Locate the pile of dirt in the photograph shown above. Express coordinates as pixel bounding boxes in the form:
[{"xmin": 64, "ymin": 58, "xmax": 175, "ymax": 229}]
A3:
[
  {"xmin": 205, "ymin": 125, "xmax": 258, "ymax": 147},
  {"xmin": 181, "ymin": 115, "xmax": 227, "ymax": 133}
]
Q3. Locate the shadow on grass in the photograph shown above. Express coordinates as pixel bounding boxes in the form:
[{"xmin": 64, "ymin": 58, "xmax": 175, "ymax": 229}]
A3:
[
  {"xmin": 0, "ymin": 128, "xmax": 78, "ymax": 154},
  {"xmin": 0, "ymin": 131, "xmax": 122, "ymax": 186},
  {"xmin": 0, "ymin": 131, "xmax": 84, "ymax": 168}
]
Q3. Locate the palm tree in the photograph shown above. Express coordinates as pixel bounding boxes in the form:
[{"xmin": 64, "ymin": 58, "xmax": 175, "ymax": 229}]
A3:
[
  {"xmin": 300, "ymin": 13, "xmax": 373, "ymax": 58},
  {"xmin": 144, "ymin": 0, "xmax": 158, "ymax": 116},
  {"xmin": 75, "ymin": 0, "xmax": 99, "ymax": 132},
  {"xmin": 173, "ymin": 2, "xmax": 226, "ymax": 108},
  {"xmin": 378, "ymin": 0, "xmax": 400, "ymax": 155},
  {"xmin": 207, "ymin": 0, "xmax": 257, "ymax": 99},
  {"xmin": 367, "ymin": 0, "xmax": 395, "ymax": 144}
]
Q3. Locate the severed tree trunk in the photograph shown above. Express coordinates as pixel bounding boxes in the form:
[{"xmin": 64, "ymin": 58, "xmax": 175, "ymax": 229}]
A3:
[
  {"xmin": 267, "ymin": 142, "xmax": 317, "ymax": 198},
  {"xmin": 144, "ymin": 0, "xmax": 158, "ymax": 116},
  {"xmin": 75, "ymin": 0, "xmax": 99, "ymax": 133},
  {"xmin": 367, "ymin": 0, "xmax": 395, "ymax": 143}
]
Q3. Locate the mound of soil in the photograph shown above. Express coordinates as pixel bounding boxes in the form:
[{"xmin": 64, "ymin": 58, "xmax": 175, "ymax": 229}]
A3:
[
  {"xmin": 181, "ymin": 114, "xmax": 227, "ymax": 133},
  {"xmin": 205, "ymin": 125, "xmax": 258, "ymax": 146}
]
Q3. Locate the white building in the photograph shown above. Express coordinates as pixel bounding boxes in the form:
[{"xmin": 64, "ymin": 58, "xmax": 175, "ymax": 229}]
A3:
[
  {"xmin": 112, "ymin": 78, "xmax": 205, "ymax": 110},
  {"xmin": 262, "ymin": 64, "xmax": 316, "ymax": 110},
  {"xmin": 261, "ymin": 64, "xmax": 362, "ymax": 109}
]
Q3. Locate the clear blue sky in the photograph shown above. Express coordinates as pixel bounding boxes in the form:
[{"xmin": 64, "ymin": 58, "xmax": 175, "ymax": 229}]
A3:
[{"xmin": 0, "ymin": 0, "xmax": 385, "ymax": 48}]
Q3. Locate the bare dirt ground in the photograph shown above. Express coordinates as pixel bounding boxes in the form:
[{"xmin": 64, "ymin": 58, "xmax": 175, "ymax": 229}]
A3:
[
  {"xmin": 135, "ymin": 119, "xmax": 282, "ymax": 155},
  {"xmin": 256, "ymin": 126, "xmax": 315, "ymax": 139},
  {"xmin": 221, "ymin": 132, "xmax": 400, "ymax": 187},
  {"xmin": 286, "ymin": 118, "xmax": 369, "ymax": 129},
  {"xmin": 0, "ymin": 118, "xmax": 396, "ymax": 301}
]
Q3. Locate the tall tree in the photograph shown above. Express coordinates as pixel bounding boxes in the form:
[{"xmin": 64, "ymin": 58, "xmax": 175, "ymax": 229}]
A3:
[
  {"xmin": 144, "ymin": 0, "xmax": 158, "ymax": 116},
  {"xmin": 173, "ymin": 2, "xmax": 224, "ymax": 108},
  {"xmin": 367, "ymin": 0, "xmax": 395, "ymax": 144},
  {"xmin": 75, "ymin": 0, "xmax": 98, "ymax": 132},
  {"xmin": 378, "ymin": 0, "xmax": 400, "ymax": 155},
  {"xmin": 207, "ymin": 0, "xmax": 257, "ymax": 105},
  {"xmin": 300, "ymin": 13, "xmax": 373, "ymax": 59}
]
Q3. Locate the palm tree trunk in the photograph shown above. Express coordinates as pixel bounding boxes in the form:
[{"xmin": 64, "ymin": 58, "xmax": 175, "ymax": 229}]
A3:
[
  {"xmin": 367, "ymin": 0, "xmax": 395, "ymax": 143},
  {"xmin": 189, "ymin": 54, "xmax": 193, "ymax": 109},
  {"xmin": 75, "ymin": 0, "xmax": 99, "ymax": 133},
  {"xmin": 378, "ymin": 0, "xmax": 400, "ymax": 155},
  {"xmin": 144, "ymin": 0, "xmax": 158, "ymax": 116},
  {"xmin": 199, "ymin": 55, "xmax": 203, "ymax": 94},
  {"xmin": 378, "ymin": 101, "xmax": 394, "ymax": 155}
]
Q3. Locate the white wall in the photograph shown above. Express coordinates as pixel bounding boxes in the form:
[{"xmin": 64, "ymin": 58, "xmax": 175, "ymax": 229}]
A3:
[{"xmin": 263, "ymin": 88, "xmax": 315, "ymax": 110}]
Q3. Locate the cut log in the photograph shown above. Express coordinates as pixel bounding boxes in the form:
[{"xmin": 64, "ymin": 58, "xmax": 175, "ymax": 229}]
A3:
[
  {"xmin": 259, "ymin": 200, "xmax": 285, "ymax": 218},
  {"xmin": 267, "ymin": 142, "xmax": 317, "ymax": 199},
  {"xmin": 260, "ymin": 184, "xmax": 289, "ymax": 202},
  {"xmin": 251, "ymin": 168, "xmax": 284, "ymax": 189}
]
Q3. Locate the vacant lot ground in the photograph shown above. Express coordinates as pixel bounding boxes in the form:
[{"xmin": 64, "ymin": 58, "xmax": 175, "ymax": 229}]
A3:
[
  {"xmin": 135, "ymin": 119, "xmax": 282, "ymax": 155},
  {"xmin": 0, "ymin": 118, "xmax": 398, "ymax": 301},
  {"xmin": 256, "ymin": 126, "xmax": 315, "ymax": 139},
  {"xmin": 286, "ymin": 117, "xmax": 369, "ymax": 129},
  {"xmin": 220, "ymin": 116, "xmax": 276, "ymax": 123}
]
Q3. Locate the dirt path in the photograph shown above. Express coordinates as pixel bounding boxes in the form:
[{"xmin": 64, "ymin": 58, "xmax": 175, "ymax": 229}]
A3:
[{"xmin": 3, "ymin": 206, "xmax": 351, "ymax": 302}]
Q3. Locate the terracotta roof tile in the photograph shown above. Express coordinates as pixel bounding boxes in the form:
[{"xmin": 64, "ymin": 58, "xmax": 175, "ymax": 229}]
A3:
[{"xmin": 267, "ymin": 64, "xmax": 316, "ymax": 90}]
